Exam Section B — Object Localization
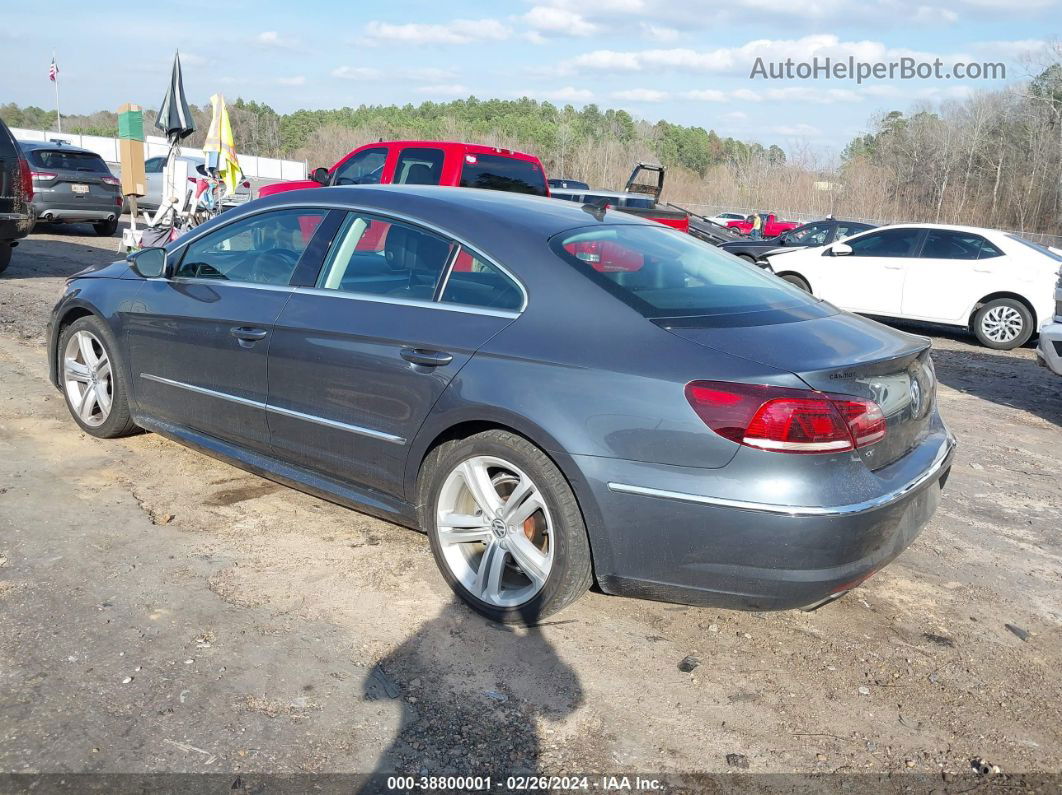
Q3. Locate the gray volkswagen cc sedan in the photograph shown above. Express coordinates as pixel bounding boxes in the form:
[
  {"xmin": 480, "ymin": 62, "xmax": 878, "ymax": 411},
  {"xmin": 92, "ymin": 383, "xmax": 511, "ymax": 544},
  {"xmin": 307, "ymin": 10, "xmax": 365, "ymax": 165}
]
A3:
[{"xmin": 48, "ymin": 185, "xmax": 955, "ymax": 622}]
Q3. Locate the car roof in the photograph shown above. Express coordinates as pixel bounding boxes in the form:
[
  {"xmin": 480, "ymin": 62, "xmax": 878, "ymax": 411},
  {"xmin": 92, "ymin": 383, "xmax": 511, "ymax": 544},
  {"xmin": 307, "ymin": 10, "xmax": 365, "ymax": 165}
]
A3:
[
  {"xmin": 249, "ymin": 184, "xmax": 650, "ymax": 244},
  {"xmin": 369, "ymin": 140, "xmax": 542, "ymax": 163},
  {"xmin": 551, "ymin": 188, "xmax": 648, "ymax": 200},
  {"xmin": 852, "ymin": 222, "xmax": 1007, "ymax": 238},
  {"xmin": 18, "ymin": 140, "xmax": 102, "ymax": 157}
]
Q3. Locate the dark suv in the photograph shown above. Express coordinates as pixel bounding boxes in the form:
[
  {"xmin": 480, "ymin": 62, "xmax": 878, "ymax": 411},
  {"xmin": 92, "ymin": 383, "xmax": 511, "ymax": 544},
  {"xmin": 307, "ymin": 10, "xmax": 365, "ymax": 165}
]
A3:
[
  {"xmin": 19, "ymin": 141, "xmax": 123, "ymax": 236},
  {"xmin": 0, "ymin": 118, "xmax": 33, "ymax": 274}
]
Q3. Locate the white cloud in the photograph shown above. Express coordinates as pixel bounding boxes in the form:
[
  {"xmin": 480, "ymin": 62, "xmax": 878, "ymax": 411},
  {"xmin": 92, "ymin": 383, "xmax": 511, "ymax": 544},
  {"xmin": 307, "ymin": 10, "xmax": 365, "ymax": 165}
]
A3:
[
  {"xmin": 511, "ymin": 86, "xmax": 594, "ymax": 102},
  {"xmin": 403, "ymin": 67, "xmax": 460, "ymax": 81},
  {"xmin": 640, "ymin": 23, "xmax": 680, "ymax": 42},
  {"xmin": 522, "ymin": 6, "xmax": 598, "ymax": 36},
  {"xmin": 912, "ymin": 5, "xmax": 958, "ymax": 23},
  {"xmin": 276, "ymin": 75, "xmax": 306, "ymax": 86},
  {"xmin": 611, "ymin": 88, "xmax": 669, "ymax": 101},
  {"xmin": 363, "ymin": 19, "xmax": 510, "ymax": 45},
  {"xmin": 771, "ymin": 123, "xmax": 821, "ymax": 136},
  {"xmin": 331, "ymin": 66, "xmax": 381, "ymax": 80},
  {"xmin": 972, "ymin": 38, "xmax": 1047, "ymax": 59},
  {"xmin": 685, "ymin": 89, "xmax": 727, "ymax": 101},
  {"xmin": 553, "ymin": 35, "xmax": 986, "ymax": 77},
  {"xmin": 724, "ymin": 111, "xmax": 748, "ymax": 121},
  {"xmin": 254, "ymin": 31, "xmax": 299, "ymax": 49},
  {"xmin": 416, "ymin": 83, "xmax": 471, "ymax": 96}
]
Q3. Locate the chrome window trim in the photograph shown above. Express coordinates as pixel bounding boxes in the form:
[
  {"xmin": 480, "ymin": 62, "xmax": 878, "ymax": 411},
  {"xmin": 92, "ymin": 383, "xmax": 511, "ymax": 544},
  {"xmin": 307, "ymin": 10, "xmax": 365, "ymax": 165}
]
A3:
[
  {"xmin": 140, "ymin": 373, "xmax": 406, "ymax": 445},
  {"xmin": 163, "ymin": 276, "xmax": 296, "ymax": 293},
  {"xmin": 165, "ymin": 199, "xmax": 528, "ymax": 313},
  {"xmin": 290, "ymin": 286, "xmax": 519, "ymax": 319},
  {"xmin": 608, "ymin": 437, "xmax": 955, "ymax": 518}
]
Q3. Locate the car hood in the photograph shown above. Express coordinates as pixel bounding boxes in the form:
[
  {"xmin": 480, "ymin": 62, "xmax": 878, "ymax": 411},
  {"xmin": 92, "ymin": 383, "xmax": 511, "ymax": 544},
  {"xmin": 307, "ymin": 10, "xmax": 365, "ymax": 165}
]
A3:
[
  {"xmin": 659, "ymin": 312, "xmax": 934, "ymax": 469},
  {"xmin": 72, "ymin": 260, "xmax": 140, "ymax": 280}
]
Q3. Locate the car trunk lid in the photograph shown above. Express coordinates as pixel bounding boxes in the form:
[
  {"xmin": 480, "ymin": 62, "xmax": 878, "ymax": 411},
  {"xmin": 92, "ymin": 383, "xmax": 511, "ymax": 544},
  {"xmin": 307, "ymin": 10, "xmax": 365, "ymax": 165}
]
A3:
[{"xmin": 658, "ymin": 313, "xmax": 935, "ymax": 469}]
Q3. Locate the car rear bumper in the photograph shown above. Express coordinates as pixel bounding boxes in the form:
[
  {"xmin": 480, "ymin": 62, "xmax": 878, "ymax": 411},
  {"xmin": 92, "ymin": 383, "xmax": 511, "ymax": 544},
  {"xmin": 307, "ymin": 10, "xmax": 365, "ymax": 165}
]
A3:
[
  {"xmin": 32, "ymin": 204, "xmax": 120, "ymax": 223},
  {"xmin": 575, "ymin": 427, "xmax": 955, "ymax": 611},
  {"xmin": 1035, "ymin": 320, "xmax": 1062, "ymax": 376}
]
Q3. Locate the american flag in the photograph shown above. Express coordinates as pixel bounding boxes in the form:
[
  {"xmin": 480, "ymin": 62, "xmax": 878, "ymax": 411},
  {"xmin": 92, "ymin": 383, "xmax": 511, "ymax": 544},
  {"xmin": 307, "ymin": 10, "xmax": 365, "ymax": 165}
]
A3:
[{"xmin": 49, "ymin": 58, "xmax": 58, "ymax": 82}]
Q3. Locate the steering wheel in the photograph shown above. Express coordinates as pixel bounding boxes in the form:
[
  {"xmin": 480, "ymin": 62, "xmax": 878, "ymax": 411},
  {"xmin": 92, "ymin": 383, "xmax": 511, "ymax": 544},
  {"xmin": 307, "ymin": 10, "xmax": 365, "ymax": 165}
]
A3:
[{"xmin": 249, "ymin": 248, "xmax": 300, "ymax": 284}]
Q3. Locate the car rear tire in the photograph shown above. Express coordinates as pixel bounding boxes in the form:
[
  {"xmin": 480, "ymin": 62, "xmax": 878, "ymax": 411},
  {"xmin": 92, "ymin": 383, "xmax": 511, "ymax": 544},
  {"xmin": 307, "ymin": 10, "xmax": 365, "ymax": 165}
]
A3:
[
  {"xmin": 93, "ymin": 219, "xmax": 119, "ymax": 237},
  {"xmin": 58, "ymin": 315, "xmax": 139, "ymax": 438},
  {"xmin": 738, "ymin": 254, "xmax": 757, "ymax": 264},
  {"xmin": 419, "ymin": 430, "xmax": 593, "ymax": 624},
  {"xmin": 779, "ymin": 273, "xmax": 811, "ymax": 292},
  {"xmin": 972, "ymin": 298, "xmax": 1033, "ymax": 350},
  {"xmin": 0, "ymin": 242, "xmax": 10, "ymax": 275}
]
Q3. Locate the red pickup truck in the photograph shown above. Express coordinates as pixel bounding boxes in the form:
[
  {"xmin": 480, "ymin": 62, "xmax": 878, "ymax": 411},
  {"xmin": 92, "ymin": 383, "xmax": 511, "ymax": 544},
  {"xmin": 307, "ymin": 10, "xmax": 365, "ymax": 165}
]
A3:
[
  {"xmin": 258, "ymin": 140, "xmax": 550, "ymax": 199},
  {"xmin": 726, "ymin": 212, "xmax": 799, "ymax": 237}
]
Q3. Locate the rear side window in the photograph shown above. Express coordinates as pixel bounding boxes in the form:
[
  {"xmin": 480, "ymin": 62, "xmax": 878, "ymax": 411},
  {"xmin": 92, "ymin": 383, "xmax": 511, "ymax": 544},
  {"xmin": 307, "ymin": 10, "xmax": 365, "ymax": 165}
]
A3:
[
  {"xmin": 553, "ymin": 225, "xmax": 819, "ymax": 319},
  {"xmin": 394, "ymin": 147, "xmax": 444, "ymax": 185},
  {"xmin": 315, "ymin": 212, "xmax": 455, "ymax": 301},
  {"xmin": 921, "ymin": 230, "xmax": 1002, "ymax": 260},
  {"xmin": 175, "ymin": 209, "xmax": 326, "ymax": 285},
  {"xmin": 846, "ymin": 228, "xmax": 920, "ymax": 258},
  {"xmin": 442, "ymin": 250, "xmax": 523, "ymax": 311},
  {"xmin": 460, "ymin": 154, "xmax": 547, "ymax": 196},
  {"xmin": 27, "ymin": 149, "xmax": 109, "ymax": 173}
]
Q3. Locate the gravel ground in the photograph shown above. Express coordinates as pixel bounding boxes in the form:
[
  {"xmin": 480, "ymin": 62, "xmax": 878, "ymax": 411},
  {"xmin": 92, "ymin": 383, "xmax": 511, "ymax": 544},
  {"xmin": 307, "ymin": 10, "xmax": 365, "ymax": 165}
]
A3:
[{"xmin": 0, "ymin": 224, "xmax": 1059, "ymax": 783}]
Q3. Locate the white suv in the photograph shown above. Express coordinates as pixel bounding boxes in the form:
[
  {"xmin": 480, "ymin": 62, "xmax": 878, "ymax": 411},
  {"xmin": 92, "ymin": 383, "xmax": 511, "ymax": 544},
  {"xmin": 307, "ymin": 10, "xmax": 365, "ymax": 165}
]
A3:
[{"xmin": 1036, "ymin": 270, "xmax": 1062, "ymax": 375}]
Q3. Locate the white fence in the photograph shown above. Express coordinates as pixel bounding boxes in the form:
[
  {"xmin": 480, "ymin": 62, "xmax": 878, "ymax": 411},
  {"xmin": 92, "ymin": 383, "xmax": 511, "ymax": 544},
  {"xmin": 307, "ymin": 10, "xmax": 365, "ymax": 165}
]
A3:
[{"xmin": 11, "ymin": 127, "xmax": 306, "ymax": 181}]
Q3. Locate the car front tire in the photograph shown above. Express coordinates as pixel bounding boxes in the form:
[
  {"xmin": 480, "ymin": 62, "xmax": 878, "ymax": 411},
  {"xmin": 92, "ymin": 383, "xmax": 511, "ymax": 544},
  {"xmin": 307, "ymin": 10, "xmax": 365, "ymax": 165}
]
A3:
[
  {"xmin": 0, "ymin": 242, "xmax": 10, "ymax": 275},
  {"xmin": 419, "ymin": 430, "xmax": 593, "ymax": 624},
  {"xmin": 58, "ymin": 315, "xmax": 139, "ymax": 438},
  {"xmin": 972, "ymin": 298, "xmax": 1033, "ymax": 350},
  {"xmin": 779, "ymin": 273, "xmax": 811, "ymax": 292}
]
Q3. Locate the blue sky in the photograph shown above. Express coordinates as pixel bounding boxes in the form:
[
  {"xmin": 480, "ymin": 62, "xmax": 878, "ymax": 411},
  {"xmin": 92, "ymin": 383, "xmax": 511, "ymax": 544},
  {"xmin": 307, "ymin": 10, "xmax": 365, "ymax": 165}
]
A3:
[{"xmin": 2, "ymin": 0, "xmax": 1056, "ymax": 152}]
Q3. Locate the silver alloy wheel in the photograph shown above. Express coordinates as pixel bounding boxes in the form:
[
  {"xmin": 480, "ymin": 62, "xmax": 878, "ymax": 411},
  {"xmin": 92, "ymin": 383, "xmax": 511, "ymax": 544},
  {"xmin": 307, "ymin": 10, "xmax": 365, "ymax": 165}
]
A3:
[
  {"xmin": 980, "ymin": 305, "xmax": 1025, "ymax": 343},
  {"xmin": 63, "ymin": 330, "xmax": 113, "ymax": 427},
  {"xmin": 435, "ymin": 455, "xmax": 555, "ymax": 608}
]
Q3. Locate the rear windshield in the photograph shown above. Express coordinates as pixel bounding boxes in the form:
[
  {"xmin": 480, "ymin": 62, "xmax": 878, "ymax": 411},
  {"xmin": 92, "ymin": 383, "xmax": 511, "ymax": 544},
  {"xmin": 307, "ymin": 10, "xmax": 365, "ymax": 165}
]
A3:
[
  {"xmin": 1007, "ymin": 234, "xmax": 1062, "ymax": 263},
  {"xmin": 27, "ymin": 149, "xmax": 110, "ymax": 173},
  {"xmin": 552, "ymin": 224, "xmax": 821, "ymax": 319},
  {"xmin": 460, "ymin": 154, "xmax": 548, "ymax": 197}
]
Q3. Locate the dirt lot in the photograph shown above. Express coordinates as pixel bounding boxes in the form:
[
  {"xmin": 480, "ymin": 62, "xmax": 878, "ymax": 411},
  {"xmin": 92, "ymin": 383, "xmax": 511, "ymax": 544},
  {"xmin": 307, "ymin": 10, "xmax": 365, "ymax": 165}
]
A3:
[{"xmin": 0, "ymin": 224, "xmax": 1059, "ymax": 783}]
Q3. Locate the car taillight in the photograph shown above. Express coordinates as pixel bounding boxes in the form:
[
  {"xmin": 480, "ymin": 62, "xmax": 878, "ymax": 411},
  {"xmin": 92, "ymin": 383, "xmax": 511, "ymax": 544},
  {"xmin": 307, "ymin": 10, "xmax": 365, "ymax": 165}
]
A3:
[
  {"xmin": 19, "ymin": 158, "xmax": 33, "ymax": 201},
  {"xmin": 101, "ymin": 175, "xmax": 121, "ymax": 186},
  {"xmin": 684, "ymin": 380, "xmax": 886, "ymax": 455},
  {"xmin": 30, "ymin": 170, "xmax": 57, "ymax": 181}
]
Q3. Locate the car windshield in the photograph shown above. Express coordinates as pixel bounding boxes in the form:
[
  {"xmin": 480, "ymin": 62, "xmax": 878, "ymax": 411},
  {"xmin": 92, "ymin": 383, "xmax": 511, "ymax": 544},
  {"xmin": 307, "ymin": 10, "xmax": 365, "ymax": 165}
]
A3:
[
  {"xmin": 553, "ymin": 224, "xmax": 821, "ymax": 318},
  {"xmin": 1007, "ymin": 234, "xmax": 1062, "ymax": 263},
  {"xmin": 27, "ymin": 149, "xmax": 110, "ymax": 173}
]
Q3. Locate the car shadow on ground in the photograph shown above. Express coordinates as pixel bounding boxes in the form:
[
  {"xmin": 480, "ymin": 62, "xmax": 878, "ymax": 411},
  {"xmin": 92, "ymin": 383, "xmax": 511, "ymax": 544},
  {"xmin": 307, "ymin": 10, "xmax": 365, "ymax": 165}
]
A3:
[
  {"xmin": 363, "ymin": 600, "xmax": 584, "ymax": 784},
  {"xmin": 3, "ymin": 235, "xmax": 121, "ymax": 280}
]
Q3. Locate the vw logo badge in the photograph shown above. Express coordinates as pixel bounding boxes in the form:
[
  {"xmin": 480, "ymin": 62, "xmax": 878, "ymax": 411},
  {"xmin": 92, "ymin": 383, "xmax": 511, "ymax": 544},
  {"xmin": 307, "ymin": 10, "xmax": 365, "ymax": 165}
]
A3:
[{"xmin": 909, "ymin": 377, "xmax": 922, "ymax": 416}]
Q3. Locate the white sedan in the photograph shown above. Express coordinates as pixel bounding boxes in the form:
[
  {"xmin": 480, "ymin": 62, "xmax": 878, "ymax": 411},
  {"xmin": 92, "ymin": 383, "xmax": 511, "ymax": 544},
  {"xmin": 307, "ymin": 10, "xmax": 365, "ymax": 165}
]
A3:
[
  {"xmin": 708, "ymin": 211, "xmax": 746, "ymax": 226},
  {"xmin": 764, "ymin": 223, "xmax": 1061, "ymax": 350}
]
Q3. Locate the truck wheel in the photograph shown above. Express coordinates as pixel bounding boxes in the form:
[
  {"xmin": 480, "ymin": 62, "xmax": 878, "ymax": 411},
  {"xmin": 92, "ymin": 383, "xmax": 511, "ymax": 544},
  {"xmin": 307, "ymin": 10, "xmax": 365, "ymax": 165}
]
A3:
[
  {"xmin": 972, "ymin": 298, "xmax": 1033, "ymax": 350},
  {"xmin": 0, "ymin": 242, "xmax": 10, "ymax": 275},
  {"xmin": 419, "ymin": 430, "xmax": 593, "ymax": 624}
]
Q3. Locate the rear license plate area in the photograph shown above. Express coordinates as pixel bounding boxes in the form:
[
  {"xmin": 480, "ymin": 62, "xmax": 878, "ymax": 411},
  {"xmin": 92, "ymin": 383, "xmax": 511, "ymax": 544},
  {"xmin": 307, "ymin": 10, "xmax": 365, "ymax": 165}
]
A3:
[{"xmin": 71, "ymin": 184, "xmax": 89, "ymax": 194}]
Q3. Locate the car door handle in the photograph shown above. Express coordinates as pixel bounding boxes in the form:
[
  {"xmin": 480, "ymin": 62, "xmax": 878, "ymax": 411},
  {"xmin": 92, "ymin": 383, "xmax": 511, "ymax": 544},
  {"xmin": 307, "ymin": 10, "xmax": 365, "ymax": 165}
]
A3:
[
  {"xmin": 401, "ymin": 347, "xmax": 453, "ymax": 367},
  {"xmin": 230, "ymin": 327, "xmax": 269, "ymax": 342}
]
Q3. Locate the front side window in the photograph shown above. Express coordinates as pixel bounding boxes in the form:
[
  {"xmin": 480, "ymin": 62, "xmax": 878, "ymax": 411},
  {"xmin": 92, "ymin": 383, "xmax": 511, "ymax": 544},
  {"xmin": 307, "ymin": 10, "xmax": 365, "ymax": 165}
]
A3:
[
  {"xmin": 332, "ymin": 147, "xmax": 387, "ymax": 186},
  {"xmin": 442, "ymin": 250, "xmax": 523, "ymax": 311},
  {"xmin": 394, "ymin": 147, "xmax": 444, "ymax": 185},
  {"xmin": 175, "ymin": 209, "xmax": 325, "ymax": 285},
  {"xmin": 553, "ymin": 224, "xmax": 820, "ymax": 319},
  {"xmin": 788, "ymin": 223, "xmax": 831, "ymax": 246},
  {"xmin": 459, "ymin": 154, "xmax": 548, "ymax": 196},
  {"xmin": 145, "ymin": 157, "xmax": 165, "ymax": 174},
  {"xmin": 845, "ymin": 228, "xmax": 920, "ymax": 258},
  {"xmin": 315, "ymin": 213, "xmax": 455, "ymax": 301}
]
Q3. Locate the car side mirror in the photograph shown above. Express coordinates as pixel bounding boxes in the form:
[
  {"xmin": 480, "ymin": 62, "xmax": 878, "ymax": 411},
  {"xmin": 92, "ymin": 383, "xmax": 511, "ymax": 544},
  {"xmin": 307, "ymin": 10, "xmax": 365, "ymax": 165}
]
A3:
[
  {"xmin": 127, "ymin": 247, "xmax": 168, "ymax": 278},
  {"xmin": 831, "ymin": 242, "xmax": 853, "ymax": 257},
  {"xmin": 311, "ymin": 167, "xmax": 330, "ymax": 186}
]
